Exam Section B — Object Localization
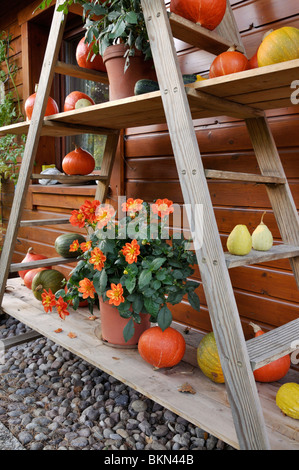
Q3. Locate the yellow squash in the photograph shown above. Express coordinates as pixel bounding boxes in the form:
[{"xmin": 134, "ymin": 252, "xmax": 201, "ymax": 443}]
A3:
[
  {"xmin": 276, "ymin": 383, "xmax": 299, "ymax": 420},
  {"xmin": 197, "ymin": 332, "xmax": 224, "ymax": 383}
]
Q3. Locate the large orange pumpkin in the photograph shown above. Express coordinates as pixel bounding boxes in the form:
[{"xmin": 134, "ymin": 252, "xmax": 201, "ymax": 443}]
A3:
[
  {"xmin": 257, "ymin": 26, "xmax": 299, "ymax": 67},
  {"xmin": 76, "ymin": 37, "xmax": 106, "ymax": 72},
  {"xmin": 250, "ymin": 322, "xmax": 291, "ymax": 382},
  {"xmin": 170, "ymin": 0, "xmax": 227, "ymax": 31},
  {"xmin": 138, "ymin": 326, "xmax": 186, "ymax": 368},
  {"xmin": 62, "ymin": 146, "xmax": 95, "ymax": 175},
  {"xmin": 209, "ymin": 50, "xmax": 249, "ymax": 78},
  {"xmin": 64, "ymin": 91, "xmax": 95, "ymax": 112}
]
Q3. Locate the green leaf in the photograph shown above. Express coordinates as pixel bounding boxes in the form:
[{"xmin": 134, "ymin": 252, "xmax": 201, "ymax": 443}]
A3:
[
  {"xmin": 188, "ymin": 291, "xmax": 200, "ymax": 311},
  {"xmin": 149, "ymin": 257, "xmax": 166, "ymax": 271},
  {"xmin": 123, "ymin": 318, "xmax": 135, "ymax": 343},
  {"xmin": 132, "ymin": 295, "xmax": 143, "ymax": 314},
  {"xmin": 125, "ymin": 276, "xmax": 136, "ymax": 294},
  {"xmin": 167, "ymin": 290, "xmax": 184, "ymax": 305},
  {"xmin": 138, "ymin": 270, "xmax": 152, "ymax": 290},
  {"xmin": 144, "ymin": 297, "xmax": 160, "ymax": 317},
  {"xmin": 157, "ymin": 305, "xmax": 172, "ymax": 331}
]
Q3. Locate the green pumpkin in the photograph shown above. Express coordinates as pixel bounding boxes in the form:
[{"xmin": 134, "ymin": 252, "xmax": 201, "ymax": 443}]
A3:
[
  {"xmin": 55, "ymin": 233, "xmax": 85, "ymax": 258},
  {"xmin": 32, "ymin": 269, "xmax": 66, "ymax": 301}
]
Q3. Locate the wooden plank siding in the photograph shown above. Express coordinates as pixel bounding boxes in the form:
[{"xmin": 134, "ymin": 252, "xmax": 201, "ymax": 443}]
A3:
[
  {"xmin": 124, "ymin": 0, "xmax": 299, "ymax": 338},
  {"xmin": 0, "ymin": 0, "xmax": 298, "ymax": 345}
]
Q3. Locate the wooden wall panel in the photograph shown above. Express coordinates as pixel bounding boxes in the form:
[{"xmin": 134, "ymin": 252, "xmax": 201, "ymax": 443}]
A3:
[{"xmin": 124, "ymin": 0, "xmax": 299, "ymax": 337}]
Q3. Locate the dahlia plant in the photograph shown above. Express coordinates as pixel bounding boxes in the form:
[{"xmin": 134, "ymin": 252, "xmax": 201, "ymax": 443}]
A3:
[{"xmin": 42, "ymin": 198, "xmax": 200, "ymax": 342}]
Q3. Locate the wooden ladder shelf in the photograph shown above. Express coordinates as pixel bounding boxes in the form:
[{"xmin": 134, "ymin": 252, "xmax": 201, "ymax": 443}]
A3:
[{"xmin": 0, "ymin": 0, "xmax": 298, "ymax": 450}]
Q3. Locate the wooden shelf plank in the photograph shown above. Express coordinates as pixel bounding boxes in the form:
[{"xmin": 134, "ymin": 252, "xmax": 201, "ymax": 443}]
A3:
[
  {"xmin": 20, "ymin": 218, "xmax": 70, "ymax": 227},
  {"xmin": 168, "ymin": 12, "xmax": 243, "ymax": 55},
  {"xmin": 31, "ymin": 173, "xmax": 106, "ymax": 183},
  {"xmin": 9, "ymin": 256, "xmax": 80, "ymax": 273},
  {"xmin": 55, "ymin": 61, "xmax": 109, "ymax": 85},
  {"xmin": 225, "ymin": 244, "xmax": 299, "ymax": 269},
  {"xmin": 2, "ymin": 278, "xmax": 299, "ymax": 450},
  {"xmin": 0, "ymin": 60, "xmax": 298, "ymax": 136},
  {"xmin": 247, "ymin": 318, "xmax": 299, "ymax": 370}
]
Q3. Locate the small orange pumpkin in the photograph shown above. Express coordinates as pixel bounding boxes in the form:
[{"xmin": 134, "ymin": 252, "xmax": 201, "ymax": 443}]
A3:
[
  {"xmin": 25, "ymin": 88, "xmax": 59, "ymax": 120},
  {"xmin": 170, "ymin": 0, "xmax": 227, "ymax": 31},
  {"xmin": 257, "ymin": 26, "xmax": 299, "ymax": 67},
  {"xmin": 250, "ymin": 322, "xmax": 291, "ymax": 383},
  {"xmin": 76, "ymin": 37, "xmax": 106, "ymax": 72},
  {"xmin": 62, "ymin": 146, "xmax": 95, "ymax": 176},
  {"xmin": 64, "ymin": 91, "xmax": 95, "ymax": 112},
  {"xmin": 138, "ymin": 326, "xmax": 186, "ymax": 368},
  {"xmin": 23, "ymin": 267, "xmax": 49, "ymax": 289},
  {"xmin": 209, "ymin": 50, "xmax": 249, "ymax": 78},
  {"xmin": 18, "ymin": 247, "xmax": 50, "ymax": 279}
]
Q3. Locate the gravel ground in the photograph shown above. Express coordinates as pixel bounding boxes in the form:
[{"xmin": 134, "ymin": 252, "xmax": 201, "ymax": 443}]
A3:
[{"xmin": 0, "ymin": 315, "xmax": 234, "ymax": 451}]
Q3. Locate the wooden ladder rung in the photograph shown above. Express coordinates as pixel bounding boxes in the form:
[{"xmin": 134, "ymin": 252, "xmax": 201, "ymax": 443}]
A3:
[
  {"xmin": 246, "ymin": 318, "xmax": 299, "ymax": 370},
  {"xmin": 55, "ymin": 60, "xmax": 109, "ymax": 84},
  {"xmin": 205, "ymin": 169, "xmax": 286, "ymax": 184},
  {"xmin": 31, "ymin": 173, "xmax": 107, "ymax": 183},
  {"xmin": 20, "ymin": 218, "xmax": 70, "ymax": 227},
  {"xmin": 225, "ymin": 244, "xmax": 299, "ymax": 269},
  {"xmin": 9, "ymin": 256, "xmax": 81, "ymax": 273}
]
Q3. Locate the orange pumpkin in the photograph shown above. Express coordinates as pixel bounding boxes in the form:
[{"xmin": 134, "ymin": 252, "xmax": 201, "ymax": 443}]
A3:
[
  {"xmin": 257, "ymin": 26, "xmax": 299, "ymax": 67},
  {"xmin": 209, "ymin": 50, "xmax": 249, "ymax": 78},
  {"xmin": 138, "ymin": 326, "xmax": 186, "ymax": 368},
  {"xmin": 25, "ymin": 90, "xmax": 59, "ymax": 120},
  {"xmin": 23, "ymin": 267, "xmax": 48, "ymax": 289},
  {"xmin": 170, "ymin": 0, "xmax": 227, "ymax": 31},
  {"xmin": 18, "ymin": 247, "xmax": 50, "ymax": 279},
  {"xmin": 248, "ymin": 51, "xmax": 258, "ymax": 69},
  {"xmin": 62, "ymin": 146, "xmax": 95, "ymax": 176},
  {"xmin": 250, "ymin": 322, "xmax": 291, "ymax": 382},
  {"xmin": 64, "ymin": 91, "xmax": 95, "ymax": 112},
  {"xmin": 76, "ymin": 37, "xmax": 106, "ymax": 72}
]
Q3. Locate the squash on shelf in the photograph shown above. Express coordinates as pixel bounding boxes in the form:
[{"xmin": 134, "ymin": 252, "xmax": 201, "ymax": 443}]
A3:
[{"xmin": 197, "ymin": 332, "xmax": 225, "ymax": 383}]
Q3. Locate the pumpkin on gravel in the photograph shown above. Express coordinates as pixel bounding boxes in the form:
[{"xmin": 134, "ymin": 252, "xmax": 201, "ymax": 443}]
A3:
[
  {"xmin": 55, "ymin": 233, "xmax": 86, "ymax": 258},
  {"xmin": 18, "ymin": 247, "xmax": 50, "ymax": 279},
  {"xmin": 64, "ymin": 91, "xmax": 95, "ymax": 112},
  {"xmin": 170, "ymin": 0, "xmax": 227, "ymax": 31},
  {"xmin": 197, "ymin": 332, "xmax": 224, "ymax": 383},
  {"xmin": 62, "ymin": 146, "xmax": 95, "ymax": 176},
  {"xmin": 32, "ymin": 269, "xmax": 66, "ymax": 301},
  {"xmin": 138, "ymin": 326, "xmax": 186, "ymax": 369}
]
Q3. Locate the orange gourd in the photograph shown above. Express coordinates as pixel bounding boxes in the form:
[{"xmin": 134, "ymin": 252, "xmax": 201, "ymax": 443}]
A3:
[
  {"xmin": 248, "ymin": 51, "xmax": 258, "ymax": 69},
  {"xmin": 24, "ymin": 86, "xmax": 59, "ymax": 120},
  {"xmin": 257, "ymin": 26, "xmax": 299, "ymax": 67},
  {"xmin": 170, "ymin": 0, "xmax": 227, "ymax": 31},
  {"xmin": 138, "ymin": 326, "xmax": 186, "ymax": 368},
  {"xmin": 62, "ymin": 146, "xmax": 95, "ymax": 176},
  {"xmin": 76, "ymin": 37, "xmax": 106, "ymax": 72},
  {"xmin": 209, "ymin": 50, "xmax": 249, "ymax": 78},
  {"xmin": 250, "ymin": 322, "xmax": 291, "ymax": 383},
  {"xmin": 64, "ymin": 91, "xmax": 95, "ymax": 112},
  {"xmin": 18, "ymin": 248, "xmax": 50, "ymax": 279},
  {"xmin": 23, "ymin": 267, "xmax": 48, "ymax": 289}
]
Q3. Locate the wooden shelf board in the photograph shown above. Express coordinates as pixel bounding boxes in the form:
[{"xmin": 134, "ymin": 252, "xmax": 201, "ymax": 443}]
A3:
[
  {"xmin": 9, "ymin": 256, "xmax": 80, "ymax": 273},
  {"xmin": 0, "ymin": 60, "xmax": 297, "ymax": 137},
  {"xmin": 55, "ymin": 61, "xmax": 109, "ymax": 85},
  {"xmin": 31, "ymin": 173, "xmax": 106, "ymax": 183},
  {"xmin": 2, "ymin": 278, "xmax": 299, "ymax": 450},
  {"xmin": 225, "ymin": 244, "xmax": 299, "ymax": 269}
]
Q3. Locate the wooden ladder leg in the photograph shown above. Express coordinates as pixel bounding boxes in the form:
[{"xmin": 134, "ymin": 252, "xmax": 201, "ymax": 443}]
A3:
[
  {"xmin": 141, "ymin": 0, "xmax": 270, "ymax": 450},
  {"xmin": 0, "ymin": 1, "xmax": 67, "ymax": 305},
  {"xmin": 246, "ymin": 116, "xmax": 299, "ymax": 288},
  {"xmin": 95, "ymin": 131, "xmax": 120, "ymax": 203}
]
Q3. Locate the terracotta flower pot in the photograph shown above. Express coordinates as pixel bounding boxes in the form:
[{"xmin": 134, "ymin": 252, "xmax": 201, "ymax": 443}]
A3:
[
  {"xmin": 99, "ymin": 298, "xmax": 151, "ymax": 347},
  {"xmin": 103, "ymin": 44, "xmax": 156, "ymax": 101}
]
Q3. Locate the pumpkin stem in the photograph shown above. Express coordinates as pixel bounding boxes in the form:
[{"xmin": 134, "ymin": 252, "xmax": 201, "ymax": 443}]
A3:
[
  {"xmin": 249, "ymin": 321, "xmax": 262, "ymax": 334},
  {"xmin": 260, "ymin": 211, "xmax": 267, "ymax": 225},
  {"xmin": 227, "ymin": 45, "xmax": 237, "ymax": 52},
  {"xmin": 28, "ymin": 247, "xmax": 34, "ymax": 254},
  {"xmin": 34, "ymin": 83, "xmax": 38, "ymax": 93},
  {"xmin": 35, "ymin": 284, "xmax": 43, "ymax": 292}
]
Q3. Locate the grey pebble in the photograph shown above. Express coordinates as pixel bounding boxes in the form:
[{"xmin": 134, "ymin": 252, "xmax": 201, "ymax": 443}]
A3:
[{"xmin": 0, "ymin": 316, "xmax": 230, "ymax": 451}]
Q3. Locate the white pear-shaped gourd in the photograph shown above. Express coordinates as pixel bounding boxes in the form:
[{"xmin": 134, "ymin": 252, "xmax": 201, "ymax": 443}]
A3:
[
  {"xmin": 227, "ymin": 224, "xmax": 252, "ymax": 256},
  {"xmin": 252, "ymin": 212, "xmax": 273, "ymax": 251}
]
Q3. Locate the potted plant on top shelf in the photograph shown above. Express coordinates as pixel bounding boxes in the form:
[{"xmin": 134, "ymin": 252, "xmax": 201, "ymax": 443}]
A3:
[
  {"xmin": 39, "ymin": 0, "xmax": 156, "ymax": 100},
  {"xmin": 41, "ymin": 197, "xmax": 200, "ymax": 346}
]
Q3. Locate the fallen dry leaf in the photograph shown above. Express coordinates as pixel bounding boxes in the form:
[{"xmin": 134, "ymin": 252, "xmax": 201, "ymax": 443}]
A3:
[
  {"xmin": 112, "ymin": 357, "xmax": 120, "ymax": 360},
  {"xmin": 54, "ymin": 328, "xmax": 63, "ymax": 333},
  {"xmin": 178, "ymin": 382, "xmax": 196, "ymax": 394},
  {"xmin": 88, "ymin": 315, "xmax": 98, "ymax": 321},
  {"xmin": 68, "ymin": 332, "xmax": 77, "ymax": 338}
]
